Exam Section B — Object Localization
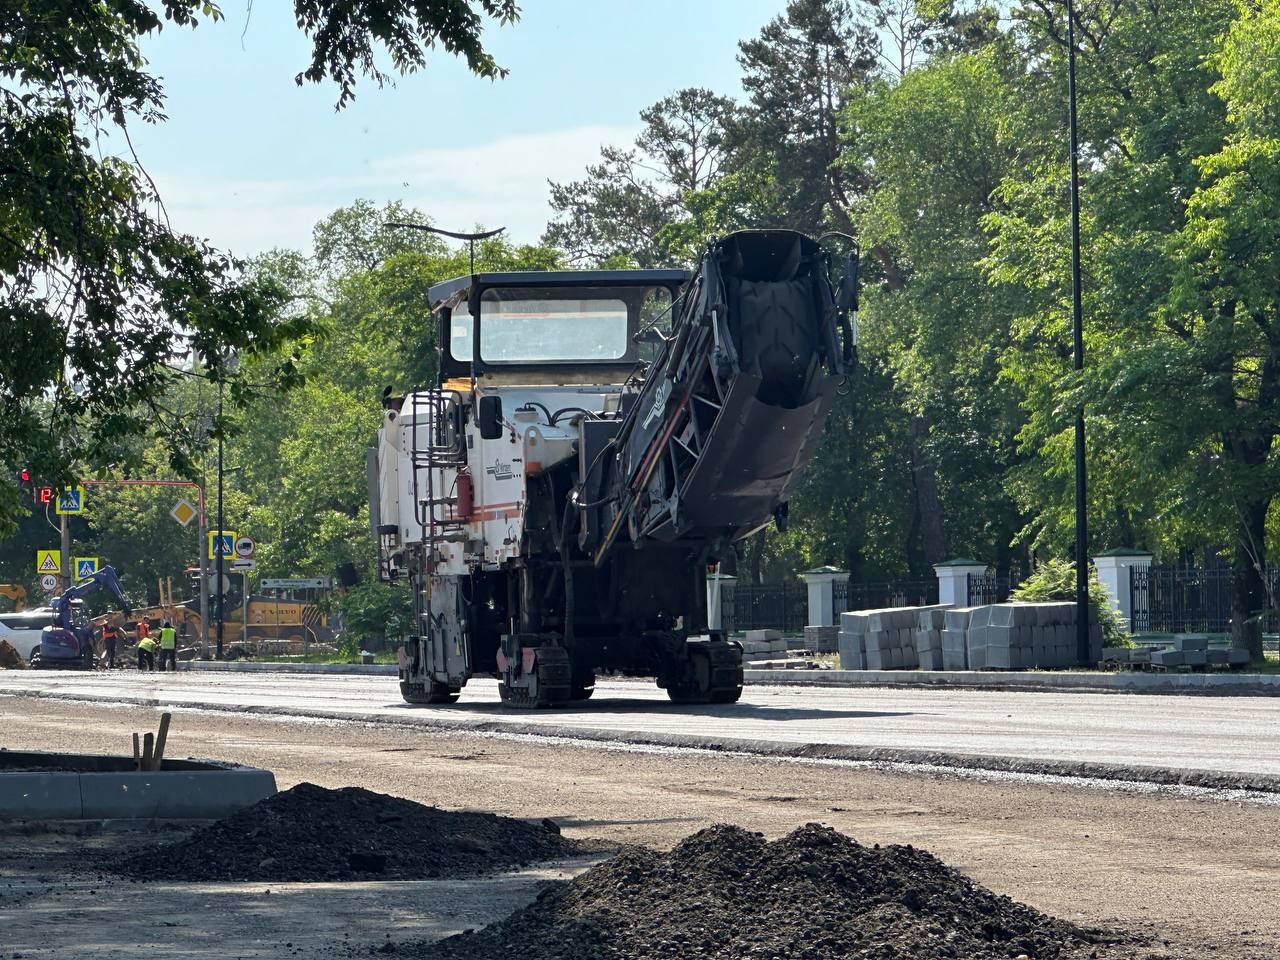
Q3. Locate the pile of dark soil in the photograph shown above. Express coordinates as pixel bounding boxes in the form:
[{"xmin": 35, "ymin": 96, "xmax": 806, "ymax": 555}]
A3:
[
  {"xmin": 407, "ymin": 823, "xmax": 1121, "ymax": 960},
  {"xmin": 116, "ymin": 783, "xmax": 583, "ymax": 882}
]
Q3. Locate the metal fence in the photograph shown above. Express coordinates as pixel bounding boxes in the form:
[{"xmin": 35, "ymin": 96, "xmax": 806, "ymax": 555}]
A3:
[
  {"xmin": 836, "ymin": 578, "xmax": 938, "ymax": 612},
  {"xmin": 1129, "ymin": 565, "xmax": 1280, "ymax": 634},
  {"xmin": 966, "ymin": 573, "xmax": 1018, "ymax": 607},
  {"xmin": 725, "ymin": 580, "xmax": 807, "ymax": 633}
]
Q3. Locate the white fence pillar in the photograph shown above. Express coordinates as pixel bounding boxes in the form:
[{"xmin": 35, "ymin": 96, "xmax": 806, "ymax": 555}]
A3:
[
  {"xmin": 706, "ymin": 574, "xmax": 737, "ymax": 631},
  {"xmin": 802, "ymin": 567, "xmax": 846, "ymax": 627},
  {"xmin": 1092, "ymin": 549, "xmax": 1152, "ymax": 632},
  {"xmin": 933, "ymin": 559, "xmax": 990, "ymax": 608}
]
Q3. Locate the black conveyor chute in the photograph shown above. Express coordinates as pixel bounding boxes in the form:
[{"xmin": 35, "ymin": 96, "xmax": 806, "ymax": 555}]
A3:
[{"xmin": 582, "ymin": 230, "xmax": 849, "ymax": 563}]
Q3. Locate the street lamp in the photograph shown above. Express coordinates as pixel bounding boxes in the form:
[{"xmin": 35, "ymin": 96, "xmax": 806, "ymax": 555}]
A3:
[{"xmin": 1067, "ymin": 0, "xmax": 1090, "ymax": 662}]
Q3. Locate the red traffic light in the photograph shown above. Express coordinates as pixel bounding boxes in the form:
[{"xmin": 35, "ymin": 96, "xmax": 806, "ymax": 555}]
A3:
[{"xmin": 19, "ymin": 470, "xmax": 30, "ymax": 482}]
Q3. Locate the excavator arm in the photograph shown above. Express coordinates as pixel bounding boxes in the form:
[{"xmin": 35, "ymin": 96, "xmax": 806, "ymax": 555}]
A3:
[{"xmin": 54, "ymin": 566, "xmax": 131, "ymax": 629}]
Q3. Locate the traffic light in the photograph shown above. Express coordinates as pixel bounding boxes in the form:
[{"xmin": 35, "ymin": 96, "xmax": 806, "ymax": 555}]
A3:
[{"xmin": 13, "ymin": 469, "xmax": 32, "ymax": 507}]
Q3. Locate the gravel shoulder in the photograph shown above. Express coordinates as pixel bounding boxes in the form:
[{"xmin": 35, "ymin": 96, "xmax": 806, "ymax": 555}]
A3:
[{"xmin": 0, "ymin": 694, "xmax": 1275, "ymax": 959}]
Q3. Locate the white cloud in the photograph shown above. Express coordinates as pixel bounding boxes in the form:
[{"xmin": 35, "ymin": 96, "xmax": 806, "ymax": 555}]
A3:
[{"xmin": 151, "ymin": 124, "xmax": 637, "ymax": 257}]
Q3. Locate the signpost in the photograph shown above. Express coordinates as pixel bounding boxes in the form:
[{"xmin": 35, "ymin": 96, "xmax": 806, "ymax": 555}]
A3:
[
  {"xmin": 40, "ymin": 573, "xmax": 58, "ymax": 593},
  {"xmin": 36, "ymin": 550, "xmax": 61, "ymax": 575},
  {"xmin": 234, "ymin": 535, "xmax": 256, "ymax": 559},
  {"xmin": 74, "ymin": 557, "xmax": 98, "ymax": 580}
]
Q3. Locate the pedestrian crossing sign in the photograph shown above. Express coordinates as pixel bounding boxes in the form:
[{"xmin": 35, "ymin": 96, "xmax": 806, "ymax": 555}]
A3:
[
  {"xmin": 74, "ymin": 557, "xmax": 98, "ymax": 579},
  {"xmin": 36, "ymin": 549, "xmax": 61, "ymax": 574},
  {"xmin": 208, "ymin": 530, "xmax": 237, "ymax": 560},
  {"xmin": 55, "ymin": 486, "xmax": 85, "ymax": 515}
]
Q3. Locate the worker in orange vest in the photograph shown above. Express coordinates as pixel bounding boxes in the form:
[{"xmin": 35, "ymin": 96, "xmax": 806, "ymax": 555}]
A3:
[{"xmin": 101, "ymin": 621, "xmax": 119, "ymax": 669}]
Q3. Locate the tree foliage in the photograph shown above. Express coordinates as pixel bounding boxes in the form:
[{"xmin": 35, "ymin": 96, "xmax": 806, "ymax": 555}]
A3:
[{"xmin": 0, "ymin": 1, "xmax": 520, "ymax": 535}]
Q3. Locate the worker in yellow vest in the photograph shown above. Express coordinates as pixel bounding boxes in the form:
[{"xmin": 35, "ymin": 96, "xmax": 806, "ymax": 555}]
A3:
[
  {"xmin": 137, "ymin": 635, "xmax": 157, "ymax": 671},
  {"xmin": 157, "ymin": 620, "xmax": 177, "ymax": 672}
]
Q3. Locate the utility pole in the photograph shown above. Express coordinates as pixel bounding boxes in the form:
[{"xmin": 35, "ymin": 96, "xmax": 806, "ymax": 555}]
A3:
[
  {"xmin": 216, "ymin": 376, "xmax": 225, "ymax": 660},
  {"xmin": 1067, "ymin": 0, "xmax": 1090, "ymax": 664},
  {"xmin": 59, "ymin": 510, "xmax": 71, "ymax": 594},
  {"xmin": 198, "ymin": 489, "xmax": 210, "ymax": 658}
]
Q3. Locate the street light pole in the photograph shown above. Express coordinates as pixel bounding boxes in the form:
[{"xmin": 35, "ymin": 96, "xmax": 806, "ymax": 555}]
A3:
[
  {"xmin": 216, "ymin": 376, "xmax": 225, "ymax": 660},
  {"xmin": 1067, "ymin": 0, "xmax": 1090, "ymax": 663}
]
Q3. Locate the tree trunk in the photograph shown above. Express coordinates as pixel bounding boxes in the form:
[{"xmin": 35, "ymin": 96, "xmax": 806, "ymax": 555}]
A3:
[
  {"xmin": 909, "ymin": 415, "xmax": 948, "ymax": 568},
  {"xmin": 1231, "ymin": 498, "xmax": 1268, "ymax": 660}
]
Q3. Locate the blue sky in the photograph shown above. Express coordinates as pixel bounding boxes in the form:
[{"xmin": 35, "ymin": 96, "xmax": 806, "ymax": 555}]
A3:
[{"xmin": 130, "ymin": 1, "xmax": 785, "ymax": 257}]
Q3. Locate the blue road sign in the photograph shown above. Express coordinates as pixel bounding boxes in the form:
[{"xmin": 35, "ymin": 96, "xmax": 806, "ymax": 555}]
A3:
[
  {"xmin": 55, "ymin": 486, "xmax": 85, "ymax": 515},
  {"xmin": 208, "ymin": 530, "xmax": 237, "ymax": 560},
  {"xmin": 74, "ymin": 557, "xmax": 98, "ymax": 579}
]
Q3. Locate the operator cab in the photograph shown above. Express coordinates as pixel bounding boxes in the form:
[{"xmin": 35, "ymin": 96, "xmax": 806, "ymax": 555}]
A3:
[{"xmin": 430, "ymin": 270, "xmax": 688, "ymax": 389}]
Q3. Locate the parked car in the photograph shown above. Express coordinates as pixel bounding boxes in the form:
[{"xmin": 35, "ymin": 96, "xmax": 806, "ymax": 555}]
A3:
[{"xmin": 0, "ymin": 608, "xmax": 54, "ymax": 663}]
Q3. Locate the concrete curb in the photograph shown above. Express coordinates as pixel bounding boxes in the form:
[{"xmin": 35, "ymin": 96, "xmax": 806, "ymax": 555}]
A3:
[
  {"xmin": 182, "ymin": 660, "xmax": 1280, "ymax": 695},
  {"xmin": 0, "ymin": 753, "xmax": 276, "ymax": 821},
  {"xmin": 6, "ymin": 686, "xmax": 1278, "ymax": 797},
  {"xmin": 186, "ymin": 660, "xmax": 397, "ymax": 676},
  {"xmin": 743, "ymin": 667, "xmax": 1280, "ymax": 695}
]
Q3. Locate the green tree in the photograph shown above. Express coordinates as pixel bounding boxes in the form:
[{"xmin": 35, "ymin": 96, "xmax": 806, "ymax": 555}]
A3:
[
  {"xmin": 727, "ymin": 0, "xmax": 879, "ymax": 234},
  {"xmin": 847, "ymin": 49, "xmax": 1027, "ymax": 573},
  {"xmin": 544, "ymin": 88, "xmax": 736, "ymax": 266},
  {"xmin": 986, "ymin": 0, "xmax": 1280, "ymax": 655},
  {"xmin": 1, "ymin": 1, "xmax": 519, "ymax": 532}
]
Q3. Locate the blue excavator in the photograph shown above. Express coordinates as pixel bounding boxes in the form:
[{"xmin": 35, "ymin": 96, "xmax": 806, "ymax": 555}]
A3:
[{"xmin": 33, "ymin": 566, "xmax": 131, "ymax": 669}]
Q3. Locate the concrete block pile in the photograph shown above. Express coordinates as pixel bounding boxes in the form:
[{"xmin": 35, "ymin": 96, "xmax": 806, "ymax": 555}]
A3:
[
  {"xmin": 1148, "ymin": 634, "xmax": 1250, "ymax": 669},
  {"xmin": 942, "ymin": 608, "xmax": 976, "ymax": 670},
  {"xmin": 914, "ymin": 608, "xmax": 947, "ymax": 670},
  {"xmin": 838, "ymin": 605, "xmax": 951, "ymax": 671},
  {"xmin": 739, "ymin": 629, "xmax": 788, "ymax": 663},
  {"xmin": 966, "ymin": 603, "xmax": 1101, "ymax": 670},
  {"xmin": 803, "ymin": 625, "xmax": 839, "ymax": 654},
  {"xmin": 837, "ymin": 611, "xmax": 867, "ymax": 669}
]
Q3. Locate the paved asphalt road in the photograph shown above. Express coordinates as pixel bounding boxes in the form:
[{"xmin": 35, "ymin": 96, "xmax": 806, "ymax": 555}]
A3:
[{"xmin": 1, "ymin": 670, "xmax": 1277, "ymax": 776}]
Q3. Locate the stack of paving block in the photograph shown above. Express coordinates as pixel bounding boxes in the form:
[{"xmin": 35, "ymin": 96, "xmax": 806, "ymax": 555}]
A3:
[
  {"xmin": 1150, "ymin": 633, "xmax": 1249, "ymax": 669},
  {"xmin": 738, "ymin": 629, "xmax": 789, "ymax": 663},
  {"xmin": 1151, "ymin": 633, "xmax": 1207, "ymax": 668},
  {"xmin": 914, "ymin": 607, "xmax": 948, "ymax": 670},
  {"xmin": 837, "ymin": 611, "xmax": 868, "ymax": 669},
  {"xmin": 838, "ymin": 605, "xmax": 952, "ymax": 670},
  {"xmin": 803, "ymin": 624, "xmax": 839, "ymax": 654},
  {"xmin": 966, "ymin": 602, "xmax": 1102, "ymax": 670},
  {"xmin": 942, "ymin": 607, "xmax": 977, "ymax": 670}
]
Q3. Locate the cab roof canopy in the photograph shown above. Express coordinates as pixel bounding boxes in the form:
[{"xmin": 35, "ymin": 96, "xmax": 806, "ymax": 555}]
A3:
[
  {"xmin": 430, "ymin": 269, "xmax": 690, "ymax": 386},
  {"xmin": 426, "ymin": 269, "xmax": 690, "ymax": 309}
]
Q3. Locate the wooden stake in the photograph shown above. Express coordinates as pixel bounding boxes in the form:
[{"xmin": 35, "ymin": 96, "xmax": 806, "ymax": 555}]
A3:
[
  {"xmin": 142, "ymin": 732, "xmax": 154, "ymax": 771},
  {"xmin": 152, "ymin": 712, "xmax": 171, "ymax": 770},
  {"xmin": 132, "ymin": 732, "xmax": 141, "ymax": 770}
]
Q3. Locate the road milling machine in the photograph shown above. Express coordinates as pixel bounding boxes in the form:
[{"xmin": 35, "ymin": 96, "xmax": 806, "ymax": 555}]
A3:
[{"xmin": 371, "ymin": 229, "xmax": 858, "ymax": 707}]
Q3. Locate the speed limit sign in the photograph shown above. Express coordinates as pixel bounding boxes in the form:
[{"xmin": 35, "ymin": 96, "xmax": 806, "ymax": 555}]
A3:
[{"xmin": 40, "ymin": 573, "xmax": 58, "ymax": 592}]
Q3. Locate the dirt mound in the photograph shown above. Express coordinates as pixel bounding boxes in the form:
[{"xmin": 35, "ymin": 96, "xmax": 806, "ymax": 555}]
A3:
[
  {"xmin": 407, "ymin": 823, "xmax": 1119, "ymax": 960},
  {"xmin": 117, "ymin": 783, "xmax": 583, "ymax": 882}
]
